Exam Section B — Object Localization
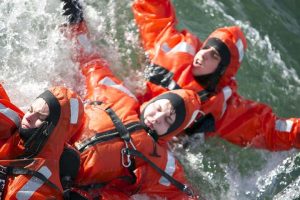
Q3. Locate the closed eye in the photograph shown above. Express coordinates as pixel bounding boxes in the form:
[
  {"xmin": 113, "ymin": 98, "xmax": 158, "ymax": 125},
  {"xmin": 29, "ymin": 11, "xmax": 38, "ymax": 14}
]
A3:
[
  {"xmin": 211, "ymin": 49, "xmax": 221, "ymax": 60},
  {"xmin": 28, "ymin": 106, "xmax": 33, "ymax": 113}
]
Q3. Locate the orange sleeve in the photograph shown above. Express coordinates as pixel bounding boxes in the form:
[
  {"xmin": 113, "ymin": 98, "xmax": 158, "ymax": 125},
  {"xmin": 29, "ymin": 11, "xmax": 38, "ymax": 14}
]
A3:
[
  {"xmin": 132, "ymin": 0, "xmax": 202, "ymax": 60},
  {"xmin": 0, "ymin": 84, "xmax": 10, "ymax": 101},
  {"xmin": 211, "ymin": 93, "xmax": 300, "ymax": 151},
  {"xmin": 0, "ymin": 99, "xmax": 23, "ymax": 140},
  {"xmin": 0, "ymin": 134, "xmax": 24, "ymax": 159},
  {"xmin": 132, "ymin": 0, "xmax": 176, "ymax": 54}
]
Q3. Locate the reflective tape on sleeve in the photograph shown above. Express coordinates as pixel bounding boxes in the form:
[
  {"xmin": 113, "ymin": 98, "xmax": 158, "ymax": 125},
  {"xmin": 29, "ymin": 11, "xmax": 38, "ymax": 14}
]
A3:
[
  {"xmin": 161, "ymin": 42, "xmax": 196, "ymax": 56},
  {"xmin": 159, "ymin": 151, "xmax": 176, "ymax": 186},
  {"xmin": 70, "ymin": 98, "xmax": 79, "ymax": 124},
  {"xmin": 221, "ymin": 86, "xmax": 232, "ymax": 117},
  {"xmin": 16, "ymin": 166, "xmax": 52, "ymax": 200},
  {"xmin": 99, "ymin": 77, "xmax": 137, "ymax": 101},
  {"xmin": 0, "ymin": 103, "xmax": 20, "ymax": 127},
  {"xmin": 184, "ymin": 110, "xmax": 200, "ymax": 129},
  {"xmin": 275, "ymin": 119, "xmax": 294, "ymax": 132},
  {"xmin": 235, "ymin": 39, "xmax": 244, "ymax": 63}
]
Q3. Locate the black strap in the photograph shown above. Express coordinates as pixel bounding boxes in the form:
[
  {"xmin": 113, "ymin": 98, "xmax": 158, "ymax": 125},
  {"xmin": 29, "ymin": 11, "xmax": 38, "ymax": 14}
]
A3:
[
  {"xmin": 76, "ymin": 122, "xmax": 143, "ymax": 152},
  {"xmin": 124, "ymin": 148, "xmax": 194, "ymax": 197},
  {"xmin": 6, "ymin": 166, "xmax": 61, "ymax": 193},
  {"xmin": 105, "ymin": 108, "xmax": 131, "ymax": 142},
  {"xmin": 197, "ymin": 90, "xmax": 210, "ymax": 102}
]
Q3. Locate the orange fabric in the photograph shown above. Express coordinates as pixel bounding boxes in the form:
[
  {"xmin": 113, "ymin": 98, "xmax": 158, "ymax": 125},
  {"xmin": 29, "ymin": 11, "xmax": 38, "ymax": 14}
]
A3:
[
  {"xmin": 65, "ymin": 22, "xmax": 196, "ymax": 199},
  {"xmin": 0, "ymin": 134, "xmax": 24, "ymax": 159},
  {"xmin": 0, "ymin": 99, "xmax": 23, "ymax": 140},
  {"xmin": 0, "ymin": 85, "xmax": 24, "ymax": 157},
  {"xmin": 0, "ymin": 84, "xmax": 10, "ymax": 101},
  {"xmin": 132, "ymin": 0, "xmax": 300, "ymax": 151}
]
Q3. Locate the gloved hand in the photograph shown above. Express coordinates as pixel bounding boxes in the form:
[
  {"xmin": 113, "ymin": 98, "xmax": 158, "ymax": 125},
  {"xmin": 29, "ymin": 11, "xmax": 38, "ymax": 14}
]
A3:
[{"xmin": 61, "ymin": 0, "xmax": 84, "ymax": 24}]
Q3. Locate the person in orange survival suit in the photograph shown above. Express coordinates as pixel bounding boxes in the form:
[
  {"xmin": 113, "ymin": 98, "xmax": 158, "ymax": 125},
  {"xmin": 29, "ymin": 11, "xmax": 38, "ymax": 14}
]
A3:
[
  {"xmin": 60, "ymin": 1, "xmax": 201, "ymax": 199},
  {"xmin": 132, "ymin": 0, "xmax": 300, "ymax": 151},
  {"xmin": 0, "ymin": 86, "xmax": 84, "ymax": 200}
]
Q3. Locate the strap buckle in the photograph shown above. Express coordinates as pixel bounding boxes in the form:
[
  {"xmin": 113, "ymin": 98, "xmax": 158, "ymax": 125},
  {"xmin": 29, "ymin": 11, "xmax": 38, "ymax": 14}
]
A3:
[
  {"xmin": 121, "ymin": 139, "xmax": 137, "ymax": 168},
  {"xmin": 183, "ymin": 185, "xmax": 194, "ymax": 197},
  {"xmin": 121, "ymin": 147, "xmax": 131, "ymax": 168}
]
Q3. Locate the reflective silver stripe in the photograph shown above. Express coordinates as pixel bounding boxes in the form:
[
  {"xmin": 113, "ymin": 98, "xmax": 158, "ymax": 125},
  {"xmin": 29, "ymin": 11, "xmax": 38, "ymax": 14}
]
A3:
[
  {"xmin": 275, "ymin": 119, "xmax": 294, "ymax": 132},
  {"xmin": 99, "ymin": 77, "xmax": 137, "ymax": 101},
  {"xmin": 235, "ymin": 39, "xmax": 244, "ymax": 63},
  {"xmin": 184, "ymin": 110, "xmax": 200, "ymax": 129},
  {"xmin": 0, "ymin": 103, "xmax": 20, "ymax": 127},
  {"xmin": 77, "ymin": 34, "xmax": 93, "ymax": 54},
  {"xmin": 222, "ymin": 86, "xmax": 232, "ymax": 101},
  {"xmin": 70, "ymin": 98, "xmax": 79, "ymax": 124},
  {"xmin": 221, "ymin": 86, "xmax": 232, "ymax": 117},
  {"xmin": 161, "ymin": 42, "xmax": 196, "ymax": 56},
  {"xmin": 159, "ymin": 151, "xmax": 176, "ymax": 186},
  {"xmin": 16, "ymin": 166, "xmax": 52, "ymax": 200},
  {"xmin": 167, "ymin": 80, "xmax": 177, "ymax": 90}
]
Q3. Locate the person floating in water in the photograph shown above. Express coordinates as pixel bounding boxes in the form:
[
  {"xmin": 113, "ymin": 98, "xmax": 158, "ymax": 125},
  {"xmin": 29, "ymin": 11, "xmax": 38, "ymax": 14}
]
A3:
[{"xmin": 132, "ymin": 0, "xmax": 300, "ymax": 151}]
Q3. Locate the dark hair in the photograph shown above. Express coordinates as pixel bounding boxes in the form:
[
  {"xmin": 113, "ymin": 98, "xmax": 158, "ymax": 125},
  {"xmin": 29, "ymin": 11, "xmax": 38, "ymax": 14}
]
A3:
[{"xmin": 195, "ymin": 38, "xmax": 231, "ymax": 92}]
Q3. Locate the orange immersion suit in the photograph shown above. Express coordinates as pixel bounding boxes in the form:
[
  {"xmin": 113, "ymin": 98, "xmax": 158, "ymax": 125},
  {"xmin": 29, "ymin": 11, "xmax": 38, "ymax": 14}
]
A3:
[
  {"xmin": 64, "ymin": 21, "xmax": 200, "ymax": 200},
  {"xmin": 0, "ymin": 86, "xmax": 84, "ymax": 200},
  {"xmin": 132, "ymin": 0, "xmax": 300, "ymax": 151}
]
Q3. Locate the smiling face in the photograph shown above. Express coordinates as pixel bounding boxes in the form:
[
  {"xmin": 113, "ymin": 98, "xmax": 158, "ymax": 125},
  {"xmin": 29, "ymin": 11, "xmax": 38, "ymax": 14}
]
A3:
[
  {"xmin": 21, "ymin": 98, "xmax": 50, "ymax": 129},
  {"xmin": 143, "ymin": 99, "xmax": 176, "ymax": 136},
  {"xmin": 192, "ymin": 46, "xmax": 221, "ymax": 76}
]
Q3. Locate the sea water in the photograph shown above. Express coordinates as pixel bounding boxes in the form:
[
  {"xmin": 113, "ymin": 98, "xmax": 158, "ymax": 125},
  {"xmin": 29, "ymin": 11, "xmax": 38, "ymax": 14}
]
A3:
[{"xmin": 0, "ymin": 0, "xmax": 300, "ymax": 199}]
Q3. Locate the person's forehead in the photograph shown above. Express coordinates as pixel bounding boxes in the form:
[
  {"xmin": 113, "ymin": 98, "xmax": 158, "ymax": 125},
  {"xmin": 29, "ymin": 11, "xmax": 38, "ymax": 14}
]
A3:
[
  {"xmin": 154, "ymin": 99, "xmax": 174, "ymax": 109},
  {"xmin": 31, "ymin": 98, "xmax": 49, "ymax": 113}
]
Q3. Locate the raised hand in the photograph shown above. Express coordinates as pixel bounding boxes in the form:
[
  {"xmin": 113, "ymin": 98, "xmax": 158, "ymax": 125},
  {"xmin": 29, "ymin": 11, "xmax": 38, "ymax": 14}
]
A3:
[{"xmin": 61, "ymin": 0, "xmax": 84, "ymax": 24}]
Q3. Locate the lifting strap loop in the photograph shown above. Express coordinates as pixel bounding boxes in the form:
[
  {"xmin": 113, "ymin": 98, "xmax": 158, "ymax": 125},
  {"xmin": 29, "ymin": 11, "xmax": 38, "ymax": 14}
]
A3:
[{"xmin": 105, "ymin": 107, "xmax": 131, "ymax": 142}]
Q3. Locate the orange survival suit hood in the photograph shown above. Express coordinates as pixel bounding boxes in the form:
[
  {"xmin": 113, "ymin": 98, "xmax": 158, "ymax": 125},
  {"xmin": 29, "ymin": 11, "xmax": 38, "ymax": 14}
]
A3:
[
  {"xmin": 196, "ymin": 26, "xmax": 247, "ymax": 91},
  {"xmin": 20, "ymin": 86, "xmax": 84, "ymax": 158},
  {"xmin": 140, "ymin": 89, "xmax": 201, "ymax": 143}
]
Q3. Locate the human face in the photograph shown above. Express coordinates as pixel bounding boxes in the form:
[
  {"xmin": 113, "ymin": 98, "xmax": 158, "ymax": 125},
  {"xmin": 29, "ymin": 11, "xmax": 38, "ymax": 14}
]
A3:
[
  {"xmin": 143, "ymin": 99, "xmax": 176, "ymax": 136},
  {"xmin": 192, "ymin": 46, "xmax": 221, "ymax": 76},
  {"xmin": 21, "ymin": 98, "xmax": 49, "ymax": 129}
]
